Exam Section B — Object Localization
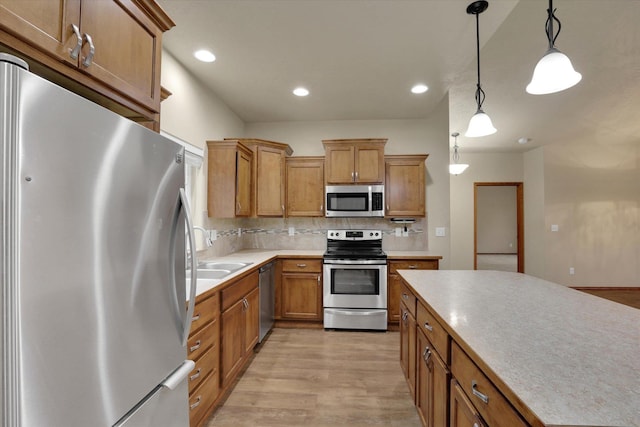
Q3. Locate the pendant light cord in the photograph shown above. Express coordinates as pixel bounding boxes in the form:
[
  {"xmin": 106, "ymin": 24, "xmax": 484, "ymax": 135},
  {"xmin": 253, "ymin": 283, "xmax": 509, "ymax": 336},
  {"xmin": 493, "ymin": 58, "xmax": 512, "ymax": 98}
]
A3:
[
  {"xmin": 545, "ymin": 0, "xmax": 562, "ymax": 49},
  {"xmin": 474, "ymin": 9, "xmax": 486, "ymax": 111}
]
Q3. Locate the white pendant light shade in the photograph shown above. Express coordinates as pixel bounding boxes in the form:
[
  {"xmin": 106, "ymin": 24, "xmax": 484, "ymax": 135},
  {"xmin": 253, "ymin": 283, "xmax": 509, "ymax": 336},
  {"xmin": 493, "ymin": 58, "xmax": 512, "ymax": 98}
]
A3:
[
  {"xmin": 465, "ymin": 109, "xmax": 497, "ymax": 137},
  {"xmin": 449, "ymin": 163, "xmax": 469, "ymax": 175},
  {"xmin": 526, "ymin": 48, "xmax": 582, "ymax": 94}
]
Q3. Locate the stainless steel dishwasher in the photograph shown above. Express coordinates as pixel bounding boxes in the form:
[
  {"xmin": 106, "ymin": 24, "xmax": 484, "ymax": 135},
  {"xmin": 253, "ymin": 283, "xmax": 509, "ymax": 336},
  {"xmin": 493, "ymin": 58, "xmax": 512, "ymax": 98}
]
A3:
[{"xmin": 258, "ymin": 262, "xmax": 275, "ymax": 342}]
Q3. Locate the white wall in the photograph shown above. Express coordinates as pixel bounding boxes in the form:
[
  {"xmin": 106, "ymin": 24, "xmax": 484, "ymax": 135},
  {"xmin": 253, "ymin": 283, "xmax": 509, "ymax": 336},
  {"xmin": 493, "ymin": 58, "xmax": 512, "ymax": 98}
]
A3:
[
  {"xmin": 449, "ymin": 152, "xmax": 524, "ymax": 270},
  {"xmin": 160, "ymin": 50, "xmax": 245, "ymax": 231},
  {"xmin": 523, "ymin": 147, "xmax": 545, "ymax": 278}
]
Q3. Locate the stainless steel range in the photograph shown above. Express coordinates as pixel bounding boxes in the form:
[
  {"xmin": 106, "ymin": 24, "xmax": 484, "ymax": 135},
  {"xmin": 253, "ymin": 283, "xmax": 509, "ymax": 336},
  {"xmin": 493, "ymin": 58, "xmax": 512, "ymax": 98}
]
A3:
[{"xmin": 323, "ymin": 229, "xmax": 388, "ymax": 330}]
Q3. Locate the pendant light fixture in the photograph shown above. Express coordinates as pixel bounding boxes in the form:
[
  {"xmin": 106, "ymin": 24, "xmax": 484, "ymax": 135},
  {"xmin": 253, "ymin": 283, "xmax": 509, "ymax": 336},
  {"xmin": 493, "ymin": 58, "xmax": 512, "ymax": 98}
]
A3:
[
  {"xmin": 526, "ymin": 0, "xmax": 582, "ymax": 95},
  {"xmin": 465, "ymin": 1, "xmax": 496, "ymax": 138},
  {"xmin": 449, "ymin": 132, "xmax": 469, "ymax": 175}
]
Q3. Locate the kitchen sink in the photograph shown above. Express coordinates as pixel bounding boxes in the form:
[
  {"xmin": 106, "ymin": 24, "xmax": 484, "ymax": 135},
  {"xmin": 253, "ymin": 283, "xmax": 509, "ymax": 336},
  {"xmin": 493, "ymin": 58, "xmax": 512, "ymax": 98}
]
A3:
[{"xmin": 196, "ymin": 261, "xmax": 252, "ymax": 272}]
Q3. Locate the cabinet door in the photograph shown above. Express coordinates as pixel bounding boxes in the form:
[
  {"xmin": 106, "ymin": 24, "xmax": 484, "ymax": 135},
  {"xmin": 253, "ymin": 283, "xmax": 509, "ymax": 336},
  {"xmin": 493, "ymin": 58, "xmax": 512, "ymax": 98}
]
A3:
[
  {"xmin": 400, "ymin": 302, "xmax": 416, "ymax": 399},
  {"xmin": 286, "ymin": 158, "xmax": 325, "ymax": 217},
  {"xmin": 385, "ymin": 156, "xmax": 427, "ymax": 217},
  {"xmin": 417, "ymin": 329, "xmax": 450, "ymax": 427},
  {"xmin": 281, "ymin": 273, "xmax": 322, "ymax": 320},
  {"xmin": 255, "ymin": 146, "xmax": 285, "ymax": 216},
  {"xmin": 325, "ymin": 144, "xmax": 355, "ymax": 184},
  {"xmin": 77, "ymin": 0, "xmax": 163, "ymax": 112},
  {"xmin": 236, "ymin": 148, "xmax": 252, "ymax": 216},
  {"xmin": 0, "ymin": 0, "xmax": 80, "ymax": 65},
  {"xmin": 450, "ymin": 380, "xmax": 486, "ymax": 427},
  {"xmin": 354, "ymin": 144, "xmax": 385, "ymax": 183},
  {"xmin": 388, "ymin": 273, "xmax": 401, "ymax": 323},
  {"xmin": 243, "ymin": 286, "xmax": 260, "ymax": 353},
  {"xmin": 221, "ymin": 299, "xmax": 245, "ymax": 388}
]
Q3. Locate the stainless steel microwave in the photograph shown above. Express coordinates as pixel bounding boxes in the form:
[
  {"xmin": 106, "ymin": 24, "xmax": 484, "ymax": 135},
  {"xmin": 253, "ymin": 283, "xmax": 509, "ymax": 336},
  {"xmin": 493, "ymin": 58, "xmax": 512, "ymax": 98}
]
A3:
[{"xmin": 325, "ymin": 185, "xmax": 385, "ymax": 217}]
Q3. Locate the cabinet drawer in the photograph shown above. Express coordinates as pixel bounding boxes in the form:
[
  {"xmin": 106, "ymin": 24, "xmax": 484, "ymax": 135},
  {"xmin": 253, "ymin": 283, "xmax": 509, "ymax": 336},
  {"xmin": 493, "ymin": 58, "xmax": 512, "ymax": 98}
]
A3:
[
  {"xmin": 451, "ymin": 342, "xmax": 528, "ymax": 427},
  {"xmin": 281, "ymin": 258, "xmax": 322, "ymax": 273},
  {"xmin": 188, "ymin": 344, "xmax": 217, "ymax": 395},
  {"xmin": 399, "ymin": 282, "xmax": 416, "ymax": 317},
  {"xmin": 221, "ymin": 271, "xmax": 258, "ymax": 311},
  {"xmin": 417, "ymin": 302, "xmax": 449, "ymax": 362},
  {"xmin": 190, "ymin": 292, "xmax": 219, "ymax": 334},
  {"xmin": 389, "ymin": 260, "xmax": 438, "ymax": 273},
  {"xmin": 188, "ymin": 373, "xmax": 219, "ymax": 427},
  {"xmin": 187, "ymin": 319, "xmax": 218, "ymax": 362}
]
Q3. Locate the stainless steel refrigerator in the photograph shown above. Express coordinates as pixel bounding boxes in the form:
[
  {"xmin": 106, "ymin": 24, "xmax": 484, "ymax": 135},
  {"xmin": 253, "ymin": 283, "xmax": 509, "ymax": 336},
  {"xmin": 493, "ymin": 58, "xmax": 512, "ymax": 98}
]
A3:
[{"xmin": 0, "ymin": 54, "xmax": 198, "ymax": 426}]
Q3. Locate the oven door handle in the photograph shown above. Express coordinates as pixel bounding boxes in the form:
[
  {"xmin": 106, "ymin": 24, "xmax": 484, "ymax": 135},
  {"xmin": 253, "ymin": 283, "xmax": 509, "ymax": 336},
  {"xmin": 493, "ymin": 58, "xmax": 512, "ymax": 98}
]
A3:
[
  {"xmin": 323, "ymin": 259, "xmax": 387, "ymax": 265},
  {"xmin": 327, "ymin": 309, "xmax": 385, "ymax": 316}
]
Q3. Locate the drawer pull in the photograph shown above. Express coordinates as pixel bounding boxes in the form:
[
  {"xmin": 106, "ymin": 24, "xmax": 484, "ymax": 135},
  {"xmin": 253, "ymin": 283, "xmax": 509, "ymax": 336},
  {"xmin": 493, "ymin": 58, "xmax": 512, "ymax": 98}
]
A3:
[
  {"xmin": 81, "ymin": 33, "xmax": 95, "ymax": 67},
  {"xmin": 472, "ymin": 380, "xmax": 489, "ymax": 404},
  {"xmin": 401, "ymin": 293, "xmax": 409, "ymax": 300},
  {"xmin": 190, "ymin": 396, "xmax": 201, "ymax": 410},
  {"xmin": 189, "ymin": 368, "xmax": 201, "ymax": 381},
  {"xmin": 423, "ymin": 322, "xmax": 433, "ymax": 332},
  {"xmin": 296, "ymin": 263, "xmax": 307, "ymax": 268},
  {"xmin": 192, "ymin": 314, "xmax": 201, "ymax": 321},
  {"xmin": 189, "ymin": 340, "xmax": 201, "ymax": 352},
  {"xmin": 70, "ymin": 24, "xmax": 83, "ymax": 60},
  {"xmin": 409, "ymin": 265, "xmax": 417, "ymax": 269},
  {"xmin": 422, "ymin": 346, "xmax": 432, "ymax": 364}
]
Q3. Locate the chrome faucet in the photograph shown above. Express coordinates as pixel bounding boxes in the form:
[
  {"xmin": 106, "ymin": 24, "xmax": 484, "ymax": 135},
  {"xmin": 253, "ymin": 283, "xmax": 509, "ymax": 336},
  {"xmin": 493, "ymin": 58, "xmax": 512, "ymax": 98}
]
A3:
[{"xmin": 192, "ymin": 226, "xmax": 213, "ymax": 247}]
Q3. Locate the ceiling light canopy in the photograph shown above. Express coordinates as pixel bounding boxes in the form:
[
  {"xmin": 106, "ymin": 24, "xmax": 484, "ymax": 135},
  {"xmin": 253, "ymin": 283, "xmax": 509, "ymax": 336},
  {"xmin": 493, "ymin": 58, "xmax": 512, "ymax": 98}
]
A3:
[
  {"xmin": 526, "ymin": 0, "xmax": 582, "ymax": 95},
  {"xmin": 449, "ymin": 132, "xmax": 469, "ymax": 175},
  {"xmin": 293, "ymin": 87, "xmax": 309, "ymax": 97},
  {"xmin": 465, "ymin": 1, "xmax": 496, "ymax": 138},
  {"xmin": 193, "ymin": 49, "xmax": 216, "ymax": 63},
  {"xmin": 411, "ymin": 84, "xmax": 429, "ymax": 94}
]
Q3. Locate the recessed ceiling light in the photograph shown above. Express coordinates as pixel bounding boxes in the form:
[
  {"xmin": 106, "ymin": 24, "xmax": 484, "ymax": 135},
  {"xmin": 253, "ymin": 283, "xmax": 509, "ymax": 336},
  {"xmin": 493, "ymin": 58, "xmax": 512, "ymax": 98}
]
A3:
[
  {"xmin": 517, "ymin": 137, "xmax": 532, "ymax": 144},
  {"xmin": 293, "ymin": 87, "xmax": 309, "ymax": 97},
  {"xmin": 194, "ymin": 49, "xmax": 216, "ymax": 63},
  {"xmin": 411, "ymin": 84, "xmax": 429, "ymax": 94}
]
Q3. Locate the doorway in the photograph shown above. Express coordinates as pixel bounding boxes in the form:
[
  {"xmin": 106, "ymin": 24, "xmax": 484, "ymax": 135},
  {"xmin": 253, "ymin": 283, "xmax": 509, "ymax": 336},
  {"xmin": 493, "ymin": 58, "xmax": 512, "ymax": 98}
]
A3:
[{"xmin": 474, "ymin": 182, "xmax": 524, "ymax": 273}]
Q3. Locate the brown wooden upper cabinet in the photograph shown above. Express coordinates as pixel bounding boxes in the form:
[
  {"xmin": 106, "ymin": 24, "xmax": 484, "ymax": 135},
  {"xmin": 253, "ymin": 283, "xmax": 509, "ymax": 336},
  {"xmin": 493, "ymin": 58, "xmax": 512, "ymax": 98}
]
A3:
[
  {"xmin": 207, "ymin": 140, "xmax": 253, "ymax": 218},
  {"xmin": 0, "ymin": 0, "xmax": 174, "ymax": 124},
  {"xmin": 322, "ymin": 138, "xmax": 386, "ymax": 184},
  {"xmin": 224, "ymin": 138, "xmax": 293, "ymax": 217},
  {"xmin": 385, "ymin": 155, "xmax": 428, "ymax": 217},
  {"xmin": 285, "ymin": 157, "xmax": 325, "ymax": 217}
]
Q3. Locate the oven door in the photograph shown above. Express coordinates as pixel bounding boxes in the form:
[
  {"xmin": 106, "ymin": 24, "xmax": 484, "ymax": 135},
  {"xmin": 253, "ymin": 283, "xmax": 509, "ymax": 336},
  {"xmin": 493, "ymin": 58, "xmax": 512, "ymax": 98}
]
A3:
[{"xmin": 323, "ymin": 262, "xmax": 387, "ymax": 309}]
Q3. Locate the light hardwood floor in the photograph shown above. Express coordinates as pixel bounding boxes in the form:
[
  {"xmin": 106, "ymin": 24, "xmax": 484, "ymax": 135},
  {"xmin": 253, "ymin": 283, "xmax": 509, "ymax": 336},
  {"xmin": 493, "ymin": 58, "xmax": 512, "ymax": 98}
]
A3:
[{"xmin": 205, "ymin": 328, "xmax": 421, "ymax": 427}]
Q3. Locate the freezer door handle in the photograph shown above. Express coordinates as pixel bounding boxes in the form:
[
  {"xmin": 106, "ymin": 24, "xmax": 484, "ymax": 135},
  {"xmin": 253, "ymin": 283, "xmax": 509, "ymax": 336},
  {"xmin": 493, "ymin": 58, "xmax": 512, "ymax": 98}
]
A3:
[
  {"xmin": 161, "ymin": 359, "xmax": 196, "ymax": 391},
  {"xmin": 181, "ymin": 188, "xmax": 198, "ymax": 346}
]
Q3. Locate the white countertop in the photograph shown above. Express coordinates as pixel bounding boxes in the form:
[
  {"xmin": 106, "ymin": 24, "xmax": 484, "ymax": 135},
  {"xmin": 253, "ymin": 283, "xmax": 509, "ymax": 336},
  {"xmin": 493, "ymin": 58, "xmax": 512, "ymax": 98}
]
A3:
[
  {"xmin": 398, "ymin": 270, "xmax": 640, "ymax": 427},
  {"xmin": 187, "ymin": 249, "xmax": 325, "ymax": 298}
]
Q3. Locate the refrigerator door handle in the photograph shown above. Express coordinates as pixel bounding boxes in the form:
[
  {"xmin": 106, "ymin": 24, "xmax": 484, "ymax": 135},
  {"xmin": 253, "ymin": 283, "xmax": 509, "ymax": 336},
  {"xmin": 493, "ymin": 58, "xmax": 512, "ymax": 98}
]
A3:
[
  {"xmin": 180, "ymin": 188, "xmax": 198, "ymax": 346},
  {"xmin": 161, "ymin": 360, "xmax": 196, "ymax": 390}
]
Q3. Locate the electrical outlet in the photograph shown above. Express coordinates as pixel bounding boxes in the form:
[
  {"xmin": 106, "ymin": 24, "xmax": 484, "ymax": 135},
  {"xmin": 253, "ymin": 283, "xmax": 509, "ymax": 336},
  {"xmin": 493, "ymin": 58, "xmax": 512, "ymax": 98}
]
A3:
[
  {"xmin": 435, "ymin": 227, "xmax": 446, "ymax": 237},
  {"xmin": 288, "ymin": 226, "xmax": 295, "ymax": 236},
  {"xmin": 402, "ymin": 228, "xmax": 409, "ymax": 237},
  {"xmin": 237, "ymin": 228, "xmax": 242, "ymax": 236},
  {"xmin": 395, "ymin": 227, "xmax": 401, "ymax": 237},
  {"xmin": 551, "ymin": 224, "xmax": 559, "ymax": 232},
  {"xmin": 569, "ymin": 267, "xmax": 575, "ymax": 275},
  {"xmin": 210, "ymin": 230, "xmax": 217, "ymax": 241}
]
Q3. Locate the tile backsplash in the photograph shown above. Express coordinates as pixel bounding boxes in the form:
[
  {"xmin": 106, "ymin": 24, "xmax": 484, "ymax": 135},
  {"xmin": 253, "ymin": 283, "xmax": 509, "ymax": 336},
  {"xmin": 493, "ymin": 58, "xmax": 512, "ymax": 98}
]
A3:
[{"xmin": 198, "ymin": 217, "xmax": 428, "ymax": 258}]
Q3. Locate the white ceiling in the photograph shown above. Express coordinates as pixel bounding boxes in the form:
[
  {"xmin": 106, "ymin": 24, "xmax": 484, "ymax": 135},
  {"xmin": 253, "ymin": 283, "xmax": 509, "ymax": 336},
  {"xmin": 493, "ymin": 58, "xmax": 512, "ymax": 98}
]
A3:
[{"xmin": 158, "ymin": 0, "xmax": 640, "ymax": 153}]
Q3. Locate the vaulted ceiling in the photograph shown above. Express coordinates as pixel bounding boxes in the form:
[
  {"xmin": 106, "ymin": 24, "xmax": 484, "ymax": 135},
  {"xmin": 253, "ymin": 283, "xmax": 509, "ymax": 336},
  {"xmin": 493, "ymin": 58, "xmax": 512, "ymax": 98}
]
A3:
[{"xmin": 159, "ymin": 0, "xmax": 640, "ymax": 153}]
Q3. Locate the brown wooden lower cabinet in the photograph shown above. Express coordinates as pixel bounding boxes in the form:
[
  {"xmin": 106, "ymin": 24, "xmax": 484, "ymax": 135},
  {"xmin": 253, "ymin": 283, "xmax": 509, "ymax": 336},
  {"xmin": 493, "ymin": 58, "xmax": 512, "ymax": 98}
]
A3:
[
  {"xmin": 388, "ymin": 258, "xmax": 440, "ymax": 324},
  {"xmin": 416, "ymin": 328, "xmax": 449, "ymax": 427},
  {"xmin": 220, "ymin": 271, "xmax": 259, "ymax": 388},
  {"xmin": 450, "ymin": 380, "xmax": 486, "ymax": 427},
  {"xmin": 187, "ymin": 291, "xmax": 220, "ymax": 427},
  {"xmin": 402, "ymin": 281, "xmax": 529, "ymax": 427},
  {"xmin": 277, "ymin": 258, "xmax": 323, "ymax": 323}
]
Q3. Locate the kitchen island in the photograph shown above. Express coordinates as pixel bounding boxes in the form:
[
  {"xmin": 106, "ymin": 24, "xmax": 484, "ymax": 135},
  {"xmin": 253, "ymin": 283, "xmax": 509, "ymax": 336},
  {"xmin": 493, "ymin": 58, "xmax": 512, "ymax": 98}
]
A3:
[{"xmin": 398, "ymin": 270, "xmax": 640, "ymax": 427}]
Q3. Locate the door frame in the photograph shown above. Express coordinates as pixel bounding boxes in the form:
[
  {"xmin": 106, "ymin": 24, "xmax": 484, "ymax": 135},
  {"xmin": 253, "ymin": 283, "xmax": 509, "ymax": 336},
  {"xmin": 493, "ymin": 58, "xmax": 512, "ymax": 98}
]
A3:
[{"xmin": 474, "ymin": 182, "xmax": 524, "ymax": 273}]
